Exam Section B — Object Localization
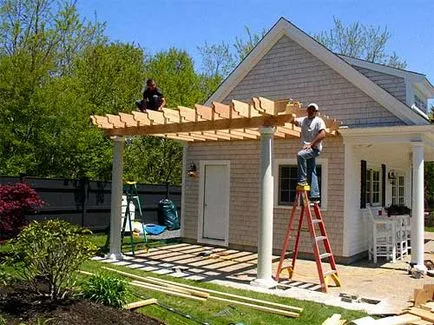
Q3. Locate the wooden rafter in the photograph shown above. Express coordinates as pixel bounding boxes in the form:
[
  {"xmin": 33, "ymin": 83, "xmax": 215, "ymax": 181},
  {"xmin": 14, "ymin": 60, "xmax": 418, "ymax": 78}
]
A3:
[{"xmin": 90, "ymin": 97, "xmax": 342, "ymax": 142}]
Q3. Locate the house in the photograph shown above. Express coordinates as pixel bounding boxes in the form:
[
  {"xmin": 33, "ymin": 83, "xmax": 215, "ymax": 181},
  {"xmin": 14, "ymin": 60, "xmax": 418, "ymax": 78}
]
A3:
[
  {"xmin": 181, "ymin": 18, "xmax": 434, "ymax": 268},
  {"xmin": 91, "ymin": 17, "xmax": 434, "ymax": 288}
]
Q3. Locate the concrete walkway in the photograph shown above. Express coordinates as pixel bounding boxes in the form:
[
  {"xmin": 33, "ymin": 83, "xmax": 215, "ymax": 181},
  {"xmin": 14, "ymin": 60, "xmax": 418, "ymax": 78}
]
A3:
[{"xmin": 95, "ymin": 232, "xmax": 434, "ymax": 315}]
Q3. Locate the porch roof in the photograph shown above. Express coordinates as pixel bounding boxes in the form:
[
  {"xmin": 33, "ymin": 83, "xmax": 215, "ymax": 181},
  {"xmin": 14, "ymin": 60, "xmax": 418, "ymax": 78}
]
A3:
[{"xmin": 90, "ymin": 97, "xmax": 341, "ymax": 141}]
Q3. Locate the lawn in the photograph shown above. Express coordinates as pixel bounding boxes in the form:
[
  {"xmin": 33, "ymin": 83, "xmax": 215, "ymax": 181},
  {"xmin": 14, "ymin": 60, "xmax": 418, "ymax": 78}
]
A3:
[
  {"xmin": 1, "ymin": 233, "xmax": 367, "ymax": 324},
  {"xmin": 426, "ymin": 226, "xmax": 434, "ymax": 232}
]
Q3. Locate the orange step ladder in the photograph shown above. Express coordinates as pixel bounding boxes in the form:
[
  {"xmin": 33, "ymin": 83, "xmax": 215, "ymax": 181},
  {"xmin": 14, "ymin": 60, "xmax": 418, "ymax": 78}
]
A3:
[{"xmin": 275, "ymin": 185, "xmax": 341, "ymax": 293}]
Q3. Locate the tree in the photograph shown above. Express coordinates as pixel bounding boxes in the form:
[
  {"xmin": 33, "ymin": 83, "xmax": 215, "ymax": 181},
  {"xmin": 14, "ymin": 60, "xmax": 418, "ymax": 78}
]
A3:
[
  {"xmin": 0, "ymin": 0, "xmax": 106, "ymax": 177},
  {"xmin": 198, "ymin": 26, "xmax": 265, "ymax": 80},
  {"xmin": 314, "ymin": 17, "xmax": 406, "ymax": 69},
  {"xmin": 123, "ymin": 48, "xmax": 210, "ymax": 185}
]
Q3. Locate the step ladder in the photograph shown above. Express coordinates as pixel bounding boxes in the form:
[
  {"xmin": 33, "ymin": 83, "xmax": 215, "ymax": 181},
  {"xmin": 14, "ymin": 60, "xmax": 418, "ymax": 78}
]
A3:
[
  {"xmin": 121, "ymin": 181, "xmax": 147, "ymax": 255},
  {"xmin": 275, "ymin": 184, "xmax": 341, "ymax": 293}
]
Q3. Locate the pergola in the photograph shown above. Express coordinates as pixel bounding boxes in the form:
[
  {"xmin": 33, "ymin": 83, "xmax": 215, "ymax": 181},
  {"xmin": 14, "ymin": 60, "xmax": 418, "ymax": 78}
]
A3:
[{"xmin": 91, "ymin": 96, "xmax": 341, "ymax": 287}]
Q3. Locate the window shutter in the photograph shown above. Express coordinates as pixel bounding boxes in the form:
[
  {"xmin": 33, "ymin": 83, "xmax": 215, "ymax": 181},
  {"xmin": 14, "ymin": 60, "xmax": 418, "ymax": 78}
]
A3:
[
  {"xmin": 360, "ymin": 160, "xmax": 367, "ymax": 208},
  {"xmin": 381, "ymin": 164, "xmax": 386, "ymax": 206}
]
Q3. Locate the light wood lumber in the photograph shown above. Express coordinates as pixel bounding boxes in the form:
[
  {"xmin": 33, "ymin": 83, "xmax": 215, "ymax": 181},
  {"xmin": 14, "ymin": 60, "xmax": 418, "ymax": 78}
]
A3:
[
  {"xmin": 130, "ymin": 280, "xmax": 206, "ymax": 302},
  {"xmin": 119, "ymin": 113, "xmax": 139, "ymax": 127},
  {"xmin": 93, "ymin": 115, "xmax": 113, "ymax": 129},
  {"xmin": 347, "ymin": 316, "xmax": 376, "ymax": 324},
  {"xmin": 195, "ymin": 104, "xmax": 214, "ymax": 121},
  {"xmin": 134, "ymin": 277, "xmax": 208, "ymax": 299},
  {"xmin": 209, "ymin": 295, "xmax": 299, "ymax": 318},
  {"xmin": 408, "ymin": 307, "xmax": 434, "ymax": 322},
  {"xmin": 321, "ymin": 313, "xmax": 341, "ymax": 325},
  {"xmin": 423, "ymin": 284, "xmax": 434, "ymax": 300},
  {"xmin": 232, "ymin": 100, "xmax": 261, "ymax": 117},
  {"xmin": 414, "ymin": 288, "xmax": 429, "ymax": 307},
  {"xmin": 131, "ymin": 111, "xmax": 152, "ymax": 126},
  {"xmin": 145, "ymin": 275, "xmax": 303, "ymax": 313},
  {"xmin": 91, "ymin": 97, "xmax": 340, "ymax": 141},
  {"xmin": 410, "ymin": 319, "xmax": 433, "ymax": 325},
  {"xmin": 123, "ymin": 298, "xmax": 158, "ymax": 310},
  {"xmin": 106, "ymin": 114, "xmax": 125, "ymax": 128},
  {"xmin": 102, "ymin": 267, "xmax": 209, "ymax": 298}
]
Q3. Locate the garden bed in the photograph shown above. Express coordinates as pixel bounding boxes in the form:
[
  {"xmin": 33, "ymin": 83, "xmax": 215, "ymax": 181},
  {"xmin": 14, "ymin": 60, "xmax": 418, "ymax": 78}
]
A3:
[{"xmin": 0, "ymin": 283, "xmax": 164, "ymax": 325}]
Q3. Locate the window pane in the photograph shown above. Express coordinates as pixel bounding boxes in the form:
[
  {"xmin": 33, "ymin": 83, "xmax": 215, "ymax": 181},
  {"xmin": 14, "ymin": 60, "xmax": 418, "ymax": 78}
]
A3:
[
  {"xmin": 279, "ymin": 165, "xmax": 297, "ymax": 205},
  {"xmin": 278, "ymin": 165, "xmax": 322, "ymax": 205}
]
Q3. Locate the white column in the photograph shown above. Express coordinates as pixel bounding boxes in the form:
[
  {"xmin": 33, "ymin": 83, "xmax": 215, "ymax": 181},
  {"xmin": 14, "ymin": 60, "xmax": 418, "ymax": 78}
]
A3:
[
  {"xmin": 107, "ymin": 136, "xmax": 124, "ymax": 261},
  {"xmin": 180, "ymin": 142, "xmax": 188, "ymax": 238},
  {"xmin": 411, "ymin": 142, "xmax": 426, "ymax": 272},
  {"xmin": 251, "ymin": 126, "xmax": 276, "ymax": 288}
]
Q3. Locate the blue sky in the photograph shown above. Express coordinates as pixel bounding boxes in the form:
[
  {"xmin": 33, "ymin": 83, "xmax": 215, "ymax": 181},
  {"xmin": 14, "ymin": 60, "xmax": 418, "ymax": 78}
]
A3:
[{"xmin": 77, "ymin": 0, "xmax": 434, "ymax": 84}]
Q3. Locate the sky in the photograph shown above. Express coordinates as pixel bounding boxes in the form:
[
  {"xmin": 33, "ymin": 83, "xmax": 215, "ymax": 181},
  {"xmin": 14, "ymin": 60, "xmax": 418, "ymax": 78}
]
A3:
[{"xmin": 77, "ymin": 0, "xmax": 434, "ymax": 84}]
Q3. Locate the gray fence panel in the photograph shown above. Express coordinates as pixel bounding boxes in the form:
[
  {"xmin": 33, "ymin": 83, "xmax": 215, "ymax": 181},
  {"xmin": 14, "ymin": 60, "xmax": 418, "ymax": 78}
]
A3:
[{"xmin": 0, "ymin": 176, "xmax": 181, "ymax": 232}]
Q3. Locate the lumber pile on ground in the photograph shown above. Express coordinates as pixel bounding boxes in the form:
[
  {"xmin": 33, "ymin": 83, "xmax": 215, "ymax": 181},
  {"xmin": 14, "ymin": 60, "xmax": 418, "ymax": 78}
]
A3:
[
  {"xmin": 347, "ymin": 284, "xmax": 434, "ymax": 324},
  {"xmin": 99, "ymin": 266, "xmax": 303, "ymax": 318}
]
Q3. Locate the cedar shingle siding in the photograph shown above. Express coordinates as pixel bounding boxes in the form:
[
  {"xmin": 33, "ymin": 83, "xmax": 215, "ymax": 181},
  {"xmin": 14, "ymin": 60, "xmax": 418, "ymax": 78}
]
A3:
[
  {"xmin": 183, "ymin": 34, "xmax": 407, "ymax": 259},
  {"xmin": 224, "ymin": 36, "xmax": 404, "ymax": 128},
  {"xmin": 351, "ymin": 65, "xmax": 407, "ymax": 104}
]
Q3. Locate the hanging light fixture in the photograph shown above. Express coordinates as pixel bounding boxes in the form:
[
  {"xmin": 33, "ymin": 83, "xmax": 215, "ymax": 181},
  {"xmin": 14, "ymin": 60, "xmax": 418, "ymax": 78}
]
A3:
[{"xmin": 187, "ymin": 163, "xmax": 197, "ymax": 177}]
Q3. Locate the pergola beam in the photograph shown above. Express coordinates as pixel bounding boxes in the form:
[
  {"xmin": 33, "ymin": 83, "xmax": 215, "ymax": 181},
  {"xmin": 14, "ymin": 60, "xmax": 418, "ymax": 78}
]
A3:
[{"xmin": 91, "ymin": 97, "xmax": 341, "ymax": 141}]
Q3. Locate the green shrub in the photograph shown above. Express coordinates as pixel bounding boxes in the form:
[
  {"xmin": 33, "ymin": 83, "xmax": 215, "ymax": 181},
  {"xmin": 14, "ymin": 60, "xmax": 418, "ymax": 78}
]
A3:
[
  {"xmin": 80, "ymin": 273, "xmax": 129, "ymax": 307},
  {"xmin": 9, "ymin": 220, "xmax": 97, "ymax": 301}
]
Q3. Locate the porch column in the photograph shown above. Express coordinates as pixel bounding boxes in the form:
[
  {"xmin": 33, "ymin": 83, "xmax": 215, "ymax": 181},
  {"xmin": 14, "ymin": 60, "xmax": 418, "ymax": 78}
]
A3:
[
  {"xmin": 411, "ymin": 142, "xmax": 426, "ymax": 272},
  {"xmin": 251, "ymin": 126, "xmax": 276, "ymax": 288},
  {"xmin": 107, "ymin": 136, "xmax": 124, "ymax": 261}
]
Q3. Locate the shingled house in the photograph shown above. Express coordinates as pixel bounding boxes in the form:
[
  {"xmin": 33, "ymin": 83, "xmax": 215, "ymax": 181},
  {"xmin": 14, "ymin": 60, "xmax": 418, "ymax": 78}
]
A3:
[
  {"xmin": 180, "ymin": 18, "xmax": 434, "ymax": 270},
  {"xmin": 92, "ymin": 17, "xmax": 434, "ymax": 287}
]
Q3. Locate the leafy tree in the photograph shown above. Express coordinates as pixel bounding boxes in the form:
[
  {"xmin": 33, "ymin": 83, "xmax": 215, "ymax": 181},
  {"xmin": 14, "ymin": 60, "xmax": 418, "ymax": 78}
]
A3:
[
  {"xmin": 198, "ymin": 41, "xmax": 235, "ymax": 78},
  {"xmin": 234, "ymin": 26, "xmax": 266, "ymax": 62},
  {"xmin": 123, "ymin": 48, "xmax": 206, "ymax": 185},
  {"xmin": 198, "ymin": 26, "xmax": 265, "ymax": 80},
  {"xmin": 0, "ymin": 0, "xmax": 106, "ymax": 177},
  {"xmin": 314, "ymin": 17, "xmax": 406, "ymax": 69}
]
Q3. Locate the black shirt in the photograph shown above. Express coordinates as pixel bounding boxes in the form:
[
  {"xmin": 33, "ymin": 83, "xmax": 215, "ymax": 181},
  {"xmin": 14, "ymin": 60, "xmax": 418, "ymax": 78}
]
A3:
[{"xmin": 143, "ymin": 87, "xmax": 164, "ymax": 110}]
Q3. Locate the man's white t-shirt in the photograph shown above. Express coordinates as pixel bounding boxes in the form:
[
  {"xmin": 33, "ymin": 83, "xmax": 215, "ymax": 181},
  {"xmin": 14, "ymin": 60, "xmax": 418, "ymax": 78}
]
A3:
[{"xmin": 296, "ymin": 116, "xmax": 326, "ymax": 151}]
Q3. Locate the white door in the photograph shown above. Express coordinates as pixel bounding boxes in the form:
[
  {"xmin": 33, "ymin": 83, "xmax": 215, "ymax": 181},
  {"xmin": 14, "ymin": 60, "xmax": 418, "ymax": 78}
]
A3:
[{"xmin": 199, "ymin": 162, "xmax": 229, "ymax": 245}]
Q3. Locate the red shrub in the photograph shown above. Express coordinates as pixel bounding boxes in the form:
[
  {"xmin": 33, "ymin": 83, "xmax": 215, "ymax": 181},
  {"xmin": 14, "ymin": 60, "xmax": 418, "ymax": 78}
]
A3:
[{"xmin": 0, "ymin": 183, "xmax": 44, "ymax": 237}]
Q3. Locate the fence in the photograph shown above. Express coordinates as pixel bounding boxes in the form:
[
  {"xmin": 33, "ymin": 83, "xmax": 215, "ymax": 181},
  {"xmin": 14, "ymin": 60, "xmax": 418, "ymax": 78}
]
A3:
[{"xmin": 0, "ymin": 176, "xmax": 181, "ymax": 232}]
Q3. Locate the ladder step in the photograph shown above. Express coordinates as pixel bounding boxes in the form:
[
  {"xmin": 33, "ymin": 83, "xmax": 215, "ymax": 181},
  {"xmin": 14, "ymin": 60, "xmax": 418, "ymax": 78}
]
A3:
[
  {"xmin": 319, "ymin": 253, "xmax": 332, "ymax": 260},
  {"xmin": 315, "ymin": 236, "xmax": 327, "ymax": 242},
  {"xmin": 312, "ymin": 219, "xmax": 323, "ymax": 224},
  {"xmin": 323, "ymin": 270, "xmax": 337, "ymax": 277}
]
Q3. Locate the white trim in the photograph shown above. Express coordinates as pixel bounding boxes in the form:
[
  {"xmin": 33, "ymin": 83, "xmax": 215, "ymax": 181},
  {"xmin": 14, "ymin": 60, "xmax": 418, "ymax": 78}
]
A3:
[
  {"xmin": 197, "ymin": 160, "xmax": 230, "ymax": 246},
  {"xmin": 340, "ymin": 125, "xmax": 434, "ymax": 147},
  {"xmin": 339, "ymin": 55, "xmax": 426, "ymax": 80},
  {"xmin": 206, "ymin": 17, "xmax": 429, "ymax": 125},
  {"xmin": 180, "ymin": 143, "xmax": 188, "ymax": 238},
  {"xmin": 273, "ymin": 158, "xmax": 328, "ymax": 210}
]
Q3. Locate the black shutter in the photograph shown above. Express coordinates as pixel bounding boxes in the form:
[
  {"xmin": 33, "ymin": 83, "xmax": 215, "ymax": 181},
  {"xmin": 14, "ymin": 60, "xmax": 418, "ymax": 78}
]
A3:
[
  {"xmin": 360, "ymin": 160, "xmax": 367, "ymax": 208},
  {"xmin": 381, "ymin": 164, "xmax": 386, "ymax": 206}
]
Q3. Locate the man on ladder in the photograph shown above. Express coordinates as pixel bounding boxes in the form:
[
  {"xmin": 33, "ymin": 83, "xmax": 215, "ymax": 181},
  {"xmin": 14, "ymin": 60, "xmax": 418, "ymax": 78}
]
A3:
[
  {"xmin": 294, "ymin": 102, "xmax": 325, "ymax": 202},
  {"xmin": 275, "ymin": 103, "xmax": 341, "ymax": 292}
]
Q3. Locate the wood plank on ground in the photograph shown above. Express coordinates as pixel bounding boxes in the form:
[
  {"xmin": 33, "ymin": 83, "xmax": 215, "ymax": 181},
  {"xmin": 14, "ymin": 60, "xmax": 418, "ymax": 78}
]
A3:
[{"xmin": 408, "ymin": 307, "xmax": 434, "ymax": 322}]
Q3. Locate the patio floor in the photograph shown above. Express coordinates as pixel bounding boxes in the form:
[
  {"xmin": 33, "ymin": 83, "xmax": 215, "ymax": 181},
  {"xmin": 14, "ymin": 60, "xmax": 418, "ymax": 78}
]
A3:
[{"xmin": 94, "ymin": 232, "xmax": 434, "ymax": 315}]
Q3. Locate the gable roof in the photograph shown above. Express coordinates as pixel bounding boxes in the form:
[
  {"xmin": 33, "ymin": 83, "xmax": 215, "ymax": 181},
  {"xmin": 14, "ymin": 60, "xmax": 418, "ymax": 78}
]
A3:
[
  {"xmin": 340, "ymin": 55, "xmax": 434, "ymax": 105},
  {"xmin": 206, "ymin": 17, "xmax": 429, "ymax": 126}
]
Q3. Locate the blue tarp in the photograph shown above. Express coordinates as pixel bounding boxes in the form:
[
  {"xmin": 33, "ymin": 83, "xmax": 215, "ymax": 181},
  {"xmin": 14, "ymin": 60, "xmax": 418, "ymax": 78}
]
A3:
[{"xmin": 145, "ymin": 224, "xmax": 166, "ymax": 235}]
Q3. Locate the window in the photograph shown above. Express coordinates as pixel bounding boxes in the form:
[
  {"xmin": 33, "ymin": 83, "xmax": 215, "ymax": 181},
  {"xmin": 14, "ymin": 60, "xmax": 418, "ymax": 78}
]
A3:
[
  {"xmin": 366, "ymin": 168, "xmax": 381, "ymax": 206},
  {"xmin": 391, "ymin": 174, "xmax": 405, "ymax": 206},
  {"xmin": 278, "ymin": 164, "xmax": 322, "ymax": 206},
  {"xmin": 414, "ymin": 95, "xmax": 427, "ymax": 112}
]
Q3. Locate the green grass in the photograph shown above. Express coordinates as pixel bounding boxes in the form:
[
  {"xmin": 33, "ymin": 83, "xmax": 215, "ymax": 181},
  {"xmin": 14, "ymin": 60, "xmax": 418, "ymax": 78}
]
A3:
[
  {"xmin": 1, "ymin": 234, "xmax": 367, "ymax": 324},
  {"xmin": 81, "ymin": 260, "xmax": 365, "ymax": 325},
  {"xmin": 425, "ymin": 226, "xmax": 434, "ymax": 232}
]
